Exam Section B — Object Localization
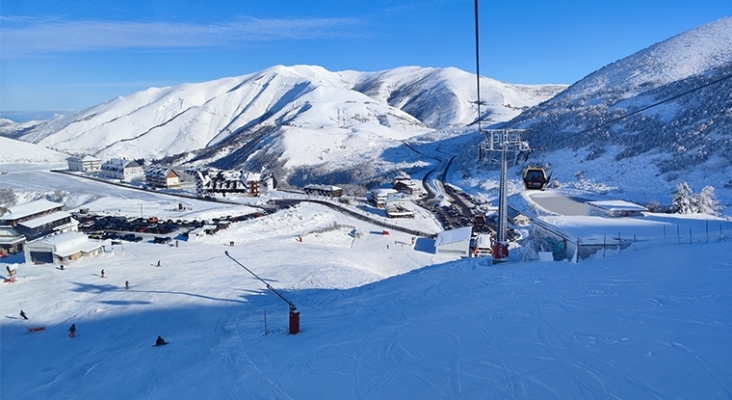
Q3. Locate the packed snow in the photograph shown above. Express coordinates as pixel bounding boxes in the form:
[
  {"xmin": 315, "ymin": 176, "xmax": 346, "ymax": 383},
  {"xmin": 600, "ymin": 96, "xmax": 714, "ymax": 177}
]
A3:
[{"xmin": 2, "ymin": 157, "xmax": 732, "ymax": 399}]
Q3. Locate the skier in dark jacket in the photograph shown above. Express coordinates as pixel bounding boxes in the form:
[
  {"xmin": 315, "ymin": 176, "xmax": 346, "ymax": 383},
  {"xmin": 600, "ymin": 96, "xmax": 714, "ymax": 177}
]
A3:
[
  {"xmin": 69, "ymin": 323, "xmax": 76, "ymax": 337},
  {"xmin": 155, "ymin": 336, "xmax": 167, "ymax": 346},
  {"xmin": 20, "ymin": 310, "xmax": 28, "ymax": 320}
]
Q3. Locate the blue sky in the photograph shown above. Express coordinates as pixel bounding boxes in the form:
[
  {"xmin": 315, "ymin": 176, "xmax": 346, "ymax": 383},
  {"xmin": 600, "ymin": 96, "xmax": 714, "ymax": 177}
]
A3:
[{"xmin": 1, "ymin": 0, "xmax": 730, "ymax": 120}]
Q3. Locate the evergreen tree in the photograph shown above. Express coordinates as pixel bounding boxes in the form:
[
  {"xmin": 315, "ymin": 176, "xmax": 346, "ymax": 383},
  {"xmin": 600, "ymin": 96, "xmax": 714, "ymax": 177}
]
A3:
[
  {"xmin": 0, "ymin": 187, "xmax": 17, "ymax": 208},
  {"xmin": 671, "ymin": 182, "xmax": 695, "ymax": 214},
  {"xmin": 695, "ymin": 185, "xmax": 721, "ymax": 215}
]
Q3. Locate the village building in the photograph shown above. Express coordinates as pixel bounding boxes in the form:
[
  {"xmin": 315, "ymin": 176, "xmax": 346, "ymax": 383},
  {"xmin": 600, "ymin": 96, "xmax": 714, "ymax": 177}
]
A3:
[
  {"xmin": 101, "ymin": 159, "xmax": 145, "ymax": 182},
  {"xmin": 67, "ymin": 155, "xmax": 102, "ymax": 173},
  {"xmin": 385, "ymin": 202, "xmax": 416, "ymax": 218},
  {"xmin": 392, "ymin": 180, "xmax": 422, "ymax": 197},
  {"xmin": 303, "ymin": 184, "xmax": 343, "ymax": 198},
  {"xmin": 194, "ymin": 169, "xmax": 261, "ymax": 197},
  {"xmin": 508, "ymin": 208, "xmax": 531, "ymax": 226},
  {"xmin": 24, "ymin": 231, "xmax": 102, "ymax": 264},
  {"xmin": 434, "ymin": 226, "xmax": 472, "ymax": 257},
  {"xmin": 145, "ymin": 167, "xmax": 181, "ymax": 189},
  {"xmin": 0, "ymin": 226, "xmax": 25, "ymax": 256},
  {"xmin": 0, "ymin": 199, "xmax": 78, "ymax": 241},
  {"xmin": 368, "ymin": 188, "xmax": 398, "ymax": 208},
  {"xmin": 587, "ymin": 200, "xmax": 648, "ymax": 218}
]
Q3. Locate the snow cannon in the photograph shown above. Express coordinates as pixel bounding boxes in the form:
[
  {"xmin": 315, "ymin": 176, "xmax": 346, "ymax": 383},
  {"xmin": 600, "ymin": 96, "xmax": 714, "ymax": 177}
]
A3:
[{"xmin": 225, "ymin": 251, "xmax": 300, "ymax": 334}]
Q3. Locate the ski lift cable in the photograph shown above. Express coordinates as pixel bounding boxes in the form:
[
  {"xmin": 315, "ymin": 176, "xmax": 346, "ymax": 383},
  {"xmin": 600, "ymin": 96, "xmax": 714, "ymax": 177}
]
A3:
[
  {"xmin": 555, "ymin": 70, "xmax": 732, "ymax": 143},
  {"xmin": 474, "ymin": 0, "xmax": 482, "ymax": 132}
]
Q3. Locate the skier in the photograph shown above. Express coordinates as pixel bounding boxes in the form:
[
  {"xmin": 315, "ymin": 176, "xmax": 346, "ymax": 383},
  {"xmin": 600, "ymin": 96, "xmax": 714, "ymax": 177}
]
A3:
[
  {"xmin": 60, "ymin": 265, "xmax": 65, "ymax": 270},
  {"xmin": 101, "ymin": 269, "xmax": 105, "ymax": 278},
  {"xmin": 20, "ymin": 310, "xmax": 28, "ymax": 320},
  {"xmin": 69, "ymin": 323, "xmax": 76, "ymax": 338},
  {"xmin": 156, "ymin": 260, "xmax": 161, "ymax": 267},
  {"xmin": 125, "ymin": 280, "xmax": 129, "ymax": 290},
  {"xmin": 155, "ymin": 335, "xmax": 167, "ymax": 346}
]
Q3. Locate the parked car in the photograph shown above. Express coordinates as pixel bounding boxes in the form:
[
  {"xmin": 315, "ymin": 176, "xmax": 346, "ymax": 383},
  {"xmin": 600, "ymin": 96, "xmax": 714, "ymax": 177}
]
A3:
[{"xmin": 153, "ymin": 236, "xmax": 172, "ymax": 244}]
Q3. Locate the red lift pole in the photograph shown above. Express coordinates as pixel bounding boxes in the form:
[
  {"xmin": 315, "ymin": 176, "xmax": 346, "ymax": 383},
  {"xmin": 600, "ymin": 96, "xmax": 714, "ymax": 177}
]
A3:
[{"xmin": 225, "ymin": 251, "xmax": 299, "ymax": 334}]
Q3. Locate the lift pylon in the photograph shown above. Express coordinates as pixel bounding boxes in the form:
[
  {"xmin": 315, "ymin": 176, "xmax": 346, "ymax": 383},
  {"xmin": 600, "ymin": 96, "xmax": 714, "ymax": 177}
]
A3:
[{"xmin": 481, "ymin": 129, "xmax": 529, "ymax": 262}]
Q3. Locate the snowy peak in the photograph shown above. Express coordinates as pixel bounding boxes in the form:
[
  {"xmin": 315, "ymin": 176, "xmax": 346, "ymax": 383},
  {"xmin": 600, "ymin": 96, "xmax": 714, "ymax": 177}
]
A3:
[
  {"xmin": 19, "ymin": 65, "xmax": 564, "ymax": 165},
  {"xmin": 563, "ymin": 16, "xmax": 732, "ymax": 100}
]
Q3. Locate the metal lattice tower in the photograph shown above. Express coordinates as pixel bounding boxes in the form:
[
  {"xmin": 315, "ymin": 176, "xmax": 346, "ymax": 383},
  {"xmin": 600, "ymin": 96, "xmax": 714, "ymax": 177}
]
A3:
[{"xmin": 482, "ymin": 129, "xmax": 530, "ymax": 259}]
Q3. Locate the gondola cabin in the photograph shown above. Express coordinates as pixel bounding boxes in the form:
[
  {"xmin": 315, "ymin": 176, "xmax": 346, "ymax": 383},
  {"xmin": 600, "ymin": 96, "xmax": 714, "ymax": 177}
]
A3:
[{"xmin": 523, "ymin": 168, "xmax": 549, "ymax": 190}]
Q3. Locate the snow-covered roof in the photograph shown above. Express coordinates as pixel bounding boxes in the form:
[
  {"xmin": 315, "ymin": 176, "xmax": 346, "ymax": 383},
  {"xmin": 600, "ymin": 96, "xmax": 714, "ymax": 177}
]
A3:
[
  {"xmin": 103, "ymin": 158, "xmax": 141, "ymax": 170},
  {"xmin": 536, "ymin": 213, "xmax": 732, "ymax": 243},
  {"xmin": 41, "ymin": 231, "xmax": 102, "ymax": 257},
  {"xmin": 18, "ymin": 211, "xmax": 72, "ymax": 229},
  {"xmin": 0, "ymin": 226, "xmax": 24, "ymax": 244},
  {"xmin": 371, "ymin": 188, "xmax": 398, "ymax": 197},
  {"xmin": 68, "ymin": 155, "xmax": 101, "ymax": 162},
  {"xmin": 587, "ymin": 200, "xmax": 648, "ymax": 212},
  {"xmin": 304, "ymin": 184, "xmax": 342, "ymax": 191},
  {"xmin": 3, "ymin": 199, "xmax": 63, "ymax": 220},
  {"xmin": 435, "ymin": 226, "xmax": 472, "ymax": 246}
]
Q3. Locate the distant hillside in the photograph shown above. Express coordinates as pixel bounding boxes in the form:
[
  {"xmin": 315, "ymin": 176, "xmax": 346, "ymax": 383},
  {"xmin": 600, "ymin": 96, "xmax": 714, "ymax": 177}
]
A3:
[
  {"xmin": 0, "ymin": 118, "xmax": 46, "ymax": 139},
  {"xmin": 18, "ymin": 66, "xmax": 565, "ymax": 182},
  {"xmin": 0, "ymin": 136, "xmax": 67, "ymax": 164},
  {"xmin": 505, "ymin": 16, "xmax": 732, "ymax": 181}
]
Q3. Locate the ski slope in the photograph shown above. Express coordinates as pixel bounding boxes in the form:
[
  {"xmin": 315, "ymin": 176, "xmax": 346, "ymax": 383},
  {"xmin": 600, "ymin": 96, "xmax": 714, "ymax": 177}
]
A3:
[{"xmin": 2, "ymin": 172, "xmax": 732, "ymax": 399}]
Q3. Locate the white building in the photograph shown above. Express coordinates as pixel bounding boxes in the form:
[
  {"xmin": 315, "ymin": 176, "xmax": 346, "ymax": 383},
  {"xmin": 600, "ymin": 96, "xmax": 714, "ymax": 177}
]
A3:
[
  {"xmin": 434, "ymin": 226, "xmax": 472, "ymax": 257},
  {"xmin": 24, "ymin": 231, "xmax": 102, "ymax": 264},
  {"xmin": 368, "ymin": 188, "xmax": 398, "ymax": 208},
  {"xmin": 101, "ymin": 159, "xmax": 145, "ymax": 182},
  {"xmin": 67, "ymin": 155, "xmax": 102, "ymax": 172}
]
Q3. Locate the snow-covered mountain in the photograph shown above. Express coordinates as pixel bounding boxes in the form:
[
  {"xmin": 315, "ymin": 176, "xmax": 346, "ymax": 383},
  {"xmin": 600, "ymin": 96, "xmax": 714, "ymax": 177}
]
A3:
[
  {"xmin": 504, "ymin": 16, "xmax": 732, "ymax": 184},
  {"xmin": 0, "ymin": 136, "xmax": 68, "ymax": 164},
  {"xmin": 18, "ymin": 66, "xmax": 565, "ymax": 175},
  {"xmin": 0, "ymin": 118, "xmax": 46, "ymax": 139}
]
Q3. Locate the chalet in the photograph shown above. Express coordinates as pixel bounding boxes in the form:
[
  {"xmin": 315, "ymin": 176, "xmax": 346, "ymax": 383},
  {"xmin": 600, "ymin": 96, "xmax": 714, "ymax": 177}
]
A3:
[
  {"xmin": 24, "ymin": 231, "xmax": 102, "ymax": 264},
  {"xmin": 304, "ymin": 184, "xmax": 343, "ymax": 198},
  {"xmin": 392, "ymin": 180, "xmax": 422, "ymax": 197},
  {"xmin": 508, "ymin": 208, "xmax": 531, "ymax": 226},
  {"xmin": 145, "ymin": 167, "xmax": 181, "ymax": 189},
  {"xmin": 434, "ymin": 226, "xmax": 472, "ymax": 257},
  {"xmin": 392, "ymin": 173, "xmax": 412, "ymax": 186},
  {"xmin": 67, "ymin": 155, "xmax": 102, "ymax": 173},
  {"xmin": 101, "ymin": 159, "xmax": 145, "ymax": 182}
]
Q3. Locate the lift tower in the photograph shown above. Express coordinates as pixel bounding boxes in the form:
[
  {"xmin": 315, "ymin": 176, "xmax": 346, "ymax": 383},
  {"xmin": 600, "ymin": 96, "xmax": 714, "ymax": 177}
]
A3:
[{"xmin": 482, "ymin": 129, "xmax": 530, "ymax": 261}]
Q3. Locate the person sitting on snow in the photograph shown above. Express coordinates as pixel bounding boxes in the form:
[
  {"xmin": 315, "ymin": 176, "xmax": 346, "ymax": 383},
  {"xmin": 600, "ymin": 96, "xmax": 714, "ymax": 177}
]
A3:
[{"xmin": 155, "ymin": 336, "xmax": 167, "ymax": 346}]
